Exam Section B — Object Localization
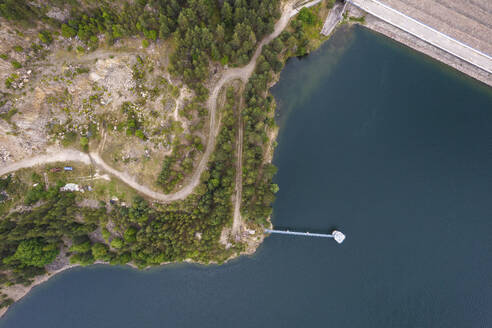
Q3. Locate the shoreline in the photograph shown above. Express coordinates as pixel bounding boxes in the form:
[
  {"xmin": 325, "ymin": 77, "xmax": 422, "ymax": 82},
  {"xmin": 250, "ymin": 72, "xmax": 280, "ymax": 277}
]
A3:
[
  {"xmin": 0, "ymin": 55, "xmax": 283, "ymax": 321},
  {"xmin": 0, "ymin": 0, "xmax": 291, "ymax": 317},
  {"xmin": 0, "ymin": 263, "xmax": 78, "ymax": 318},
  {"xmin": 0, "ymin": 228, "xmax": 269, "ymax": 319},
  {"xmin": 3, "ymin": 1, "xmax": 491, "ymax": 320},
  {"xmin": 346, "ymin": 4, "xmax": 492, "ymax": 87}
]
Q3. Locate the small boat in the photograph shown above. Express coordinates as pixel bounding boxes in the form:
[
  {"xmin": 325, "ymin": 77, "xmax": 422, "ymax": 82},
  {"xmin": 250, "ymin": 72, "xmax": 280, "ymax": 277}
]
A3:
[{"xmin": 332, "ymin": 230, "xmax": 346, "ymax": 244}]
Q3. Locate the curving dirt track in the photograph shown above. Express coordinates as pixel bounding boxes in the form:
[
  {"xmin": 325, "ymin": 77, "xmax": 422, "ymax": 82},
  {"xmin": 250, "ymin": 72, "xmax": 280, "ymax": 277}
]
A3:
[{"xmin": 0, "ymin": 1, "xmax": 307, "ymax": 202}]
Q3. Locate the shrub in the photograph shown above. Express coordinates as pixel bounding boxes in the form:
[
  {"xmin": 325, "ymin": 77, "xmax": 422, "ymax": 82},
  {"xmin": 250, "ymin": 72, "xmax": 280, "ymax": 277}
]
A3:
[
  {"xmin": 110, "ymin": 237, "xmax": 123, "ymax": 249},
  {"xmin": 61, "ymin": 24, "xmax": 76, "ymax": 38},
  {"xmin": 4, "ymin": 73, "xmax": 18, "ymax": 88},
  {"xmin": 91, "ymin": 243, "xmax": 110, "ymax": 261},
  {"xmin": 144, "ymin": 29, "xmax": 157, "ymax": 41},
  {"xmin": 101, "ymin": 227, "xmax": 111, "ymax": 241},
  {"xmin": 123, "ymin": 227, "xmax": 137, "ymax": 243},
  {"xmin": 24, "ymin": 183, "xmax": 46, "ymax": 205},
  {"xmin": 70, "ymin": 252, "xmax": 94, "ymax": 266},
  {"xmin": 0, "ymin": 298, "xmax": 13, "ymax": 309},
  {"xmin": 80, "ymin": 136, "xmax": 89, "ymax": 150},
  {"xmin": 76, "ymin": 46, "xmax": 85, "ymax": 54},
  {"xmin": 297, "ymin": 8, "xmax": 317, "ymax": 25},
  {"xmin": 69, "ymin": 238, "xmax": 92, "ymax": 253},
  {"xmin": 135, "ymin": 129, "xmax": 145, "ymax": 140},
  {"xmin": 11, "ymin": 60, "xmax": 21, "ymax": 69},
  {"xmin": 75, "ymin": 67, "xmax": 89, "ymax": 74},
  {"xmin": 38, "ymin": 30, "xmax": 53, "ymax": 44}
]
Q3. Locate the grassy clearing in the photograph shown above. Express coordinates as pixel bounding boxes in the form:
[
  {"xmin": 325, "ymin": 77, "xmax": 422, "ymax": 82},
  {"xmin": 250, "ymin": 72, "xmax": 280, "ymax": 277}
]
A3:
[
  {"xmin": 91, "ymin": 178, "xmax": 138, "ymax": 204},
  {"xmin": 100, "ymin": 133, "xmax": 166, "ymax": 191},
  {"xmin": 1, "ymin": 161, "xmax": 139, "ymax": 210},
  {"xmin": 285, "ymin": 1, "xmax": 337, "ymax": 57}
]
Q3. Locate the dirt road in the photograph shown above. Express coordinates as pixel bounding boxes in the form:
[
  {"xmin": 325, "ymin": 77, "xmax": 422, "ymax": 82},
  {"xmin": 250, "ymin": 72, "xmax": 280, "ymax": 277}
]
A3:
[
  {"xmin": 0, "ymin": 149, "xmax": 92, "ymax": 177},
  {"xmin": 1, "ymin": 1, "xmax": 302, "ymax": 202},
  {"xmin": 231, "ymin": 94, "xmax": 244, "ymax": 236}
]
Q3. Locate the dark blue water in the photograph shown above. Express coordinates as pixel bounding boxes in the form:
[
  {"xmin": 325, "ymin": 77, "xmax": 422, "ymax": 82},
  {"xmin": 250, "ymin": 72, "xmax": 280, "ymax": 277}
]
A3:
[{"xmin": 2, "ymin": 26, "xmax": 492, "ymax": 328}]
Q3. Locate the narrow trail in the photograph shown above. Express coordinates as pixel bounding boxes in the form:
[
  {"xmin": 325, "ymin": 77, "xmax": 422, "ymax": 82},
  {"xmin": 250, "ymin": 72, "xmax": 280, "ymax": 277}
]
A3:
[
  {"xmin": 0, "ymin": 1, "xmax": 314, "ymax": 202},
  {"xmin": 231, "ymin": 93, "xmax": 245, "ymax": 236}
]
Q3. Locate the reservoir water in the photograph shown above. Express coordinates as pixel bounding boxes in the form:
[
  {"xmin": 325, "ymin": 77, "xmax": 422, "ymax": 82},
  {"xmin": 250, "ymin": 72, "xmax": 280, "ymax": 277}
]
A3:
[{"xmin": 2, "ymin": 26, "xmax": 492, "ymax": 327}]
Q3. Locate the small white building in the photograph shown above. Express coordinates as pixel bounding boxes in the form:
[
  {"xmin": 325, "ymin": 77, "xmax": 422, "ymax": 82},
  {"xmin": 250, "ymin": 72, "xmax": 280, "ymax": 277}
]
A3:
[{"xmin": 60, "ymin": 183, "xmax": 83, "ymax": 192}]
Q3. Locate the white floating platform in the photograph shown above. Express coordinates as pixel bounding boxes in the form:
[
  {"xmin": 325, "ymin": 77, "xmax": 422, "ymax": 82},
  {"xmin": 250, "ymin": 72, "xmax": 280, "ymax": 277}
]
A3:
[{"xmin": 332, "ymin": 230, "xmax": 346, "ymax": 244}]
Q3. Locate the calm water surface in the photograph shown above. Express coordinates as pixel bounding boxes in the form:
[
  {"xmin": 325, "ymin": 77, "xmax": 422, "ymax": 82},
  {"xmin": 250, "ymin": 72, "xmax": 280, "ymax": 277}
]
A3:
[{"xmin": 2, "ymin": 26, "xmax": 492, "ymax": 327}]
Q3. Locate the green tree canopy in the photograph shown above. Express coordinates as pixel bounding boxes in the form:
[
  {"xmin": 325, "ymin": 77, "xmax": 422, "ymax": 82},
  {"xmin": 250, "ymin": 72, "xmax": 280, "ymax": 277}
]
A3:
[
  {"xmin": 110, "ymin": 237, "xmax": 124, "ymax": 249},
  {"xmin": 91, "ymin": 243, "xmax": 110, "ymax": 261},
  {"xmin": 12, "ymin": 239, "xmax": 59, "ymax": 268}
]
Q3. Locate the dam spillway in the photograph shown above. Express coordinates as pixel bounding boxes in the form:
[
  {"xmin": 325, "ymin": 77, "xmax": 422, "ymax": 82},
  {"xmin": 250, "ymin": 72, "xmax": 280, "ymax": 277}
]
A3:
[{"xmin": 264, "ymin": 229, "xmax": 346, "ymax": 244}]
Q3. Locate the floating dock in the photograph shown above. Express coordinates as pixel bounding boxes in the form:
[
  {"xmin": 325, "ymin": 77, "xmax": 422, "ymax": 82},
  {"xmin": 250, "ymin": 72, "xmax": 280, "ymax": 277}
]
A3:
[{"xmin": 264, "ymin": 229, "xmax": 346, "ymax": 244}]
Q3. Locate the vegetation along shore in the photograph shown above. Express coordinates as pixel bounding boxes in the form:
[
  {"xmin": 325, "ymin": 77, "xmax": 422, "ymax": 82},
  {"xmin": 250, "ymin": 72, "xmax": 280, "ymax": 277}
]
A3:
[
  {"xmin": 1, "ymin": 0, "xmax": 490, "ymax": 318},
  {"xmin": 0, "ymin": 0, "xmax": 342, "ymax": 317}
]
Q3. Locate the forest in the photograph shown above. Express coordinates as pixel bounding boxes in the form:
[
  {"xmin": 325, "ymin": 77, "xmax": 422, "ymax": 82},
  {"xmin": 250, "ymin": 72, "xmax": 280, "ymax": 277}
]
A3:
[
  {"xmin": 0, "ymin": 0, "xmax": 322, "ymax": 308},
  {"xmin": 1, "ymin": 0, "xmax": 280, "ymax": 95},
  {"xmin": 0, "ymin": 87, "xmax": 242, "ymax": 305},
  {"xmin": 240, "ymin": 11, "xmax": 321, "ymax": 223}
]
